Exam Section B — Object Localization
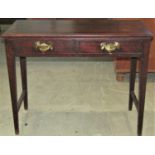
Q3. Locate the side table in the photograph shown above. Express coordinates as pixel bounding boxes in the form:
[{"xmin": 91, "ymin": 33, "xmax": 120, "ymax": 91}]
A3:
[{"xmin": 2, "ymin": 19, "xmax": 153, "ymax": 135}]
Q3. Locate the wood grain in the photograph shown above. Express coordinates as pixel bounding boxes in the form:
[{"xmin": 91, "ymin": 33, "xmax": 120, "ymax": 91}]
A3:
[{"xmin": 115, "ymin": 18, "xmax": 155, "ymax": 74}]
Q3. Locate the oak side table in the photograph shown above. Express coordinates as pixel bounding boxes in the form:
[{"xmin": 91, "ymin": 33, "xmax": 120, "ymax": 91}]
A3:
[{"xmin": 2, "ymin": 19, "xmax": 153, "ymax": 135}]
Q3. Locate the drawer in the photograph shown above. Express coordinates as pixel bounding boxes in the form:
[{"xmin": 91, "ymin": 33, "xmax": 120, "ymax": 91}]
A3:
[
  {"xmin": 13, "ymin": 38, "xmax": 77, "ymax": 56},
  {"xmin": 79, "ymin": 40, "xmax": 143, "ymax": 54},
  {"xmin": 12, "ymin": 38, "xmax": 143, "ymax": 56}
]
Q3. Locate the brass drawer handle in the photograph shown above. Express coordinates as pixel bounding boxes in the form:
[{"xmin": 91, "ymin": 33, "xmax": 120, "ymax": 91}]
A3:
[
  {"xmin": 100, "ymin": 42, "xmax": 120, "ymax": 54},
  {"xmin": 35, "ymin": 41, "xmax": 53, "ymax": 53}
]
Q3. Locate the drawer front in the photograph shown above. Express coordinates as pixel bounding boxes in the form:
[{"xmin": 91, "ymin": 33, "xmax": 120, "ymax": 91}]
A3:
[
  {"xmin": 79, "ymin": 40, "xmax": 143, "ymax": 54},
  {"xmin": 13, "ymin": 38, "xmax": 77, "ymax": 56},
  {"xmin": 12, "ymin": 38, "xmax": 143, "ymax": 56}
]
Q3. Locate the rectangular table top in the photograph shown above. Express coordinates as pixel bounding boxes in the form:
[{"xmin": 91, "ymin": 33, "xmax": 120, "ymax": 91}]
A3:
[{"xmin": 2, "ymin": 19, "xmax": 153, "ymax": 38}]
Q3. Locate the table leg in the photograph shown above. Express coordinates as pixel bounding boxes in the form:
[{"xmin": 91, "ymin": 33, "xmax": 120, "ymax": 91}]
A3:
[
  {"xmin": 129, "ymin": 57, "xmax": 137, "ymax": 110},
  {"xmin": 20, "ymin": 57, "xmax": 28, "ymax": 110},
  {"xmin": 137, "ymin": 42, "xmax": 150, "ymax": 136},
  {"xmin": 6, "ymin": 54, "xmax": 19, "ymax": 135},
  {"xmin": 138, "ymin": 58, "xmax": 148, "ymax": 136}
]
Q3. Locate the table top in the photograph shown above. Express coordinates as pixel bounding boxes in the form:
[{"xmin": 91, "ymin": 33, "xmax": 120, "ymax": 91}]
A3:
[{"xmin": 2, "ymin": 19, "xmax": 153, "ymax": 38}]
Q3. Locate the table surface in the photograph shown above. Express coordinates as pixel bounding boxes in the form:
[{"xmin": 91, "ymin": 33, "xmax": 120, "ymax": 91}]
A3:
[{"xmin": 2, "ymin": 19, "xmax": 153, "ymax": 38}]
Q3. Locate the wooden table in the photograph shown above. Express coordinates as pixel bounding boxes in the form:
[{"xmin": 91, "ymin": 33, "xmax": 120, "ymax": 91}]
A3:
[{"xmin": 2, "ymin": 19, "xmax": 153, "ymax": 135}]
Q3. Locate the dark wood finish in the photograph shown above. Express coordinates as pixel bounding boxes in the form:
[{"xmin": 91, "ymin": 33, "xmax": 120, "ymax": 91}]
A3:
[
  {"xmin": 2, "ymin": 19, "xmax": 153, "ymax": 135},
  {"xmin": 5, "ymin": 40, "xmax": 19, "ymax": 135},
  {"xmin": 9, "ymin": 38, "xmax": 143, "ymax": 57},
  {"xmin": 138, "ymin": 41, "xmax": 151, "ymax": 136},
  {"xmin": 131, "ymin": 91, "xmax": 138, "ymax": 111},
  {"xmin": 115, "ymin": 18, "xmax": 155, "ymax": 79},
  {"xmin": 2, "ymin": 20, "xmax": 152, "ymax": 38}
]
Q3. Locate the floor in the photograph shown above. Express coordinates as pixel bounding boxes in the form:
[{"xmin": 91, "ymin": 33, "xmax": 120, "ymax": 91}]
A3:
[{"xmin": 0, "ymin": 26, "xmax": 155, "ymax": 136}]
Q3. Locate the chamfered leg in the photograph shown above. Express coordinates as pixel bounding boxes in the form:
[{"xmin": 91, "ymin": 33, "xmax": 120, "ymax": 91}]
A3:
[
  {"xmin": 129, "ymin": 57, "xmax": 137, "ymax": 111},
  {"xmin": 137, "ymin": 42, "xmax": 150, "ymax": 136},
  {"xmin": 6, "ymin": 51, "xmax": 19, "ymax": 135},
  {"xmin": 137, "ymin": 57, "xmax": 148, "ymax": 136},
  {"xmin": 20, "ymin": 57, "xmax": 28, "ymax": 110}
]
